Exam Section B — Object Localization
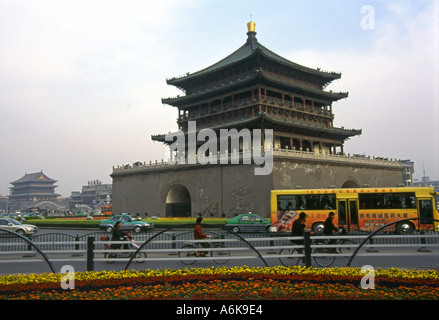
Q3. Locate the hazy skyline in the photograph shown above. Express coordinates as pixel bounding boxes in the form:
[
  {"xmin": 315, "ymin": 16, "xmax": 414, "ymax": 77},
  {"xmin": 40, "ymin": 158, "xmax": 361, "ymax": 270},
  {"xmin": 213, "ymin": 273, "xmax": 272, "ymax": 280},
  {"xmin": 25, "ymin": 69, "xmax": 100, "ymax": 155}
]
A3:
[{"xmin": 1, "ymin": 0, "xmax": 438, "ymax": 197}]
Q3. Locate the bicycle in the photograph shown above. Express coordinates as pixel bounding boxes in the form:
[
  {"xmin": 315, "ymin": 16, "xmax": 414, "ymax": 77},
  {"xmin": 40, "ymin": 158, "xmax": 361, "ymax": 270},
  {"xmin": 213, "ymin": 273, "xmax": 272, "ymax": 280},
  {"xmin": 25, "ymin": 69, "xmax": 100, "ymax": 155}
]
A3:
[
  {"xmin": 312, "ymin": 237, "xmax": 358, "ymax": 267},
  {"xmin": 279, "ymin": 240, "xmax": 305, "ymax": 266},
  {"xmin": 100, "ymin": 234, "xmax": 147, "ymax": 264},
  {"xmin": 179, "ymin": 235, "xmax": 231, "ymax": 265}
]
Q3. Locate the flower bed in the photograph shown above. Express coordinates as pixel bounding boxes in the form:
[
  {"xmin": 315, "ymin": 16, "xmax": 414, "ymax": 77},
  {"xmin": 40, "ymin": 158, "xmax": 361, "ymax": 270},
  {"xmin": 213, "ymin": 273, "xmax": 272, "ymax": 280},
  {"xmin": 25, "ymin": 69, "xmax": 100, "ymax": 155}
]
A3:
[{"xmin": 1, "ymin": 266, "xmax": 438, "ymax": 300}]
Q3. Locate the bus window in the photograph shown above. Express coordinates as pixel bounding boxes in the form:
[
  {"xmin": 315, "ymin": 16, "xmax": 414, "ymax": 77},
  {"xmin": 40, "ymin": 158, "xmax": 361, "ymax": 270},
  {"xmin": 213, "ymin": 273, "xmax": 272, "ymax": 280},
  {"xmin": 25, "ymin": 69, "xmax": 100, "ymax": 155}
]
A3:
[
  {"xmin": 277, "ymin": 195, "xmax": 298, "ymax": 210},
  {"xmin": 359, "ymin": 192, "xmax": 416, "ymax": 209},
  {"xmin": 277, "ymin": 194, "xmax": 335, "ymax": 211},
  {"xmin": 321, "ymin": 195, "xmax": 336, "ymax": 210}
]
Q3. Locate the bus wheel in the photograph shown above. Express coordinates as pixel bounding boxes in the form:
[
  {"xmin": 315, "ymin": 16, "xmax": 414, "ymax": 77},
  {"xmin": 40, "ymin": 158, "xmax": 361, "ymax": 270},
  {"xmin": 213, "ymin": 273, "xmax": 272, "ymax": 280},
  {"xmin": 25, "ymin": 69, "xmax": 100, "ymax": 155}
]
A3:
[
  {"xmin": 395, "ymin": 222, "xmax": 414, "ymax": 235},
  {"xmin": 312, "ymin": 222, "xmax": 324, "ymax": 235}
]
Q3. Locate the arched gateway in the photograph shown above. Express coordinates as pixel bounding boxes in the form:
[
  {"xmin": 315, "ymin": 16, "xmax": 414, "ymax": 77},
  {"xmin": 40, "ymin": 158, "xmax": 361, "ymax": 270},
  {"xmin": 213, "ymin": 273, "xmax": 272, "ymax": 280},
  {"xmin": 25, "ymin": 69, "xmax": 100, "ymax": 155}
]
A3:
[
  {"xmin": 165, "ymin": 184, "xmax": 191, "ymax": 217},
  {"xmin": 342, "ymin": 180, "xmax": 360, "ymax": 188}
]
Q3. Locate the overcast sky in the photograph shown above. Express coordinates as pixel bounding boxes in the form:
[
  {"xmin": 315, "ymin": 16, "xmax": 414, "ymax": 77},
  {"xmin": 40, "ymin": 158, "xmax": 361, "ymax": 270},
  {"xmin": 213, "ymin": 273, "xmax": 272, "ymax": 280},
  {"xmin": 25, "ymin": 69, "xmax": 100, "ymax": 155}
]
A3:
[{"xmin": 0, "ymin": 0, "xmax": 438, "ymax": 197}]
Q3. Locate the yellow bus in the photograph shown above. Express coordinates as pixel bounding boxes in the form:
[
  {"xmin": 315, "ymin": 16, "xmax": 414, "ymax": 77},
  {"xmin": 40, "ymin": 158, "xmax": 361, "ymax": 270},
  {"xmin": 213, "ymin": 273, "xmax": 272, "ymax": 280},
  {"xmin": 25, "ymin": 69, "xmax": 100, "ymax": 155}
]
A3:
[
  {"xmin": 101, "ymin": 205, "xmax": 112, "ymax": 216},
  {"xmin": 271, "ymin": 187, "xmax": 439, "ymax": 235}
]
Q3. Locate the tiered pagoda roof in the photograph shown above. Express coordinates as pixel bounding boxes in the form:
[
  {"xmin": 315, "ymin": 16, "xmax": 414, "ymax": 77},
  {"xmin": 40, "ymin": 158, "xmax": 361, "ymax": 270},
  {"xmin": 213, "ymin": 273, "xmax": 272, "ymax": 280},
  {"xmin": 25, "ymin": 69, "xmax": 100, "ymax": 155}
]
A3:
[
  {"xmin": 163, "ymin": 69, "xmax": 349, "ymax": 107},
  {"xmin": 11, "ymin": 171, "xmax": 57, "ymax": 185},
  {"xmin": 10, "ymin": 171, "xmax": 59, "ymax": 202},
  {"xmin": 154, "ymin": 22, "xmax": 361, "ymax": 149},
  {"xmin": 165, "ymin": 29, "xmax": 343, "ymax": 94}
]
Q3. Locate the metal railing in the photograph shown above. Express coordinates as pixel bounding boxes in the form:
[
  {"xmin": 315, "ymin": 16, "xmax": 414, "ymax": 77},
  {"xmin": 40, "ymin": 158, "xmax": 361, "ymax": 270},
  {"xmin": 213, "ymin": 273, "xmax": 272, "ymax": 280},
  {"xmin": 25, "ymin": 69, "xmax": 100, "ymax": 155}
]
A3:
[
  {"xmin": 113, "ymin": 148, "xmax": 403, "ymax": 174},
  {"xmin": 1, "ymin": 221, "xmax": 438, "ymax": 274},
  {"xmin": 0, "ymin": 228, "xmax": 56, "ymax": 273}
]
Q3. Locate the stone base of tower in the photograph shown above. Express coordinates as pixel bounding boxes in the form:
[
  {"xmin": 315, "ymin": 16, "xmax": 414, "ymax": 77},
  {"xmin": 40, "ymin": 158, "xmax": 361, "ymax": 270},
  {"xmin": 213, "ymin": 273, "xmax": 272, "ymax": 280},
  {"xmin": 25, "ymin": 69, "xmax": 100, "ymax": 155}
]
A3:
[{"xmin": 111, "ymin": 150, "xmax": 404, "ymax": 218}]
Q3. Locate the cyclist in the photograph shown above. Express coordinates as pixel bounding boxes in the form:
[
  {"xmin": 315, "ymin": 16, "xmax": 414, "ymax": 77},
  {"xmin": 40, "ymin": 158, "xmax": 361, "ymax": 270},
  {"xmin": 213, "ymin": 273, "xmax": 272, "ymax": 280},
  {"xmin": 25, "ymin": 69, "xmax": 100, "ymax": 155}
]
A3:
[
  {"xmin": 194, "ymin": 217, "xmax": 211, "ymax": 256},
  {"xmin": 111, "ymin": 221, "xmax": 129, "ymax": 250},
  {"xmin": 323, "ymin": 212, "xmax": 339, "ymax": 252},
  {"xmin": 291, "ymin": 212, "xmax": 308, "ymax": 253}
]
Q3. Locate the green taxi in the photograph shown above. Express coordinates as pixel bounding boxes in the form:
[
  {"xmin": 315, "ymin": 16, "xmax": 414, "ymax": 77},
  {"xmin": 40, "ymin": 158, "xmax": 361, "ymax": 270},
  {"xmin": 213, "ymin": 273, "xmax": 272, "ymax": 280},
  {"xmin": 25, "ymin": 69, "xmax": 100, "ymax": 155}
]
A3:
[
  {"xmin": 99, "ymin": 214, "xmax": 154, "ymax": 233},
  {"xmin": 225, "ymin": 213, "xmax": 271, "ymax": 233}
]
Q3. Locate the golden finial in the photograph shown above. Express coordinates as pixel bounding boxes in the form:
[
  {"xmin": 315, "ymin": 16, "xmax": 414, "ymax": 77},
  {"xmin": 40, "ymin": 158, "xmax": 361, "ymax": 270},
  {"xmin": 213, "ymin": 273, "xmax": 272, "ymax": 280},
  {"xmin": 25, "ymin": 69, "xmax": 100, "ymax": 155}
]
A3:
[{"xmin": 247, "ymin": 17, "xmax": 255, "ymax": 33}]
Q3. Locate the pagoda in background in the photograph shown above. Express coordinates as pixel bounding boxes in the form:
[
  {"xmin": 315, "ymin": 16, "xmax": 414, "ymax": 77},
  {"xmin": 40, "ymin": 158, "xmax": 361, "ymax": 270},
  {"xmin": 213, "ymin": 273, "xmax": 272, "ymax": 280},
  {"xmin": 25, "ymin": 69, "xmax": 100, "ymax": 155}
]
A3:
[
  {"xmin": 155, "ymin": 21, "xmax": 361, "ymax": 155},
  {"xmin": 9, "ymin": 171, "xmax": 59, "ymax": 203}
]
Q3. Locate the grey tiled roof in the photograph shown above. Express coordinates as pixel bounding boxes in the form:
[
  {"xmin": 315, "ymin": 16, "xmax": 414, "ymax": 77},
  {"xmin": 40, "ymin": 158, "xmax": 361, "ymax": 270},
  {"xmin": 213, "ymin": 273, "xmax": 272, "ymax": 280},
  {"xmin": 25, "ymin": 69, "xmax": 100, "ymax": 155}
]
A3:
[
  {"xmin": 11, "ymin": 171, "xmax": 57, "ymax": 184},
  {"xmin": 167, "ymin": 32, "xmax": 341, "ymax": 87}
]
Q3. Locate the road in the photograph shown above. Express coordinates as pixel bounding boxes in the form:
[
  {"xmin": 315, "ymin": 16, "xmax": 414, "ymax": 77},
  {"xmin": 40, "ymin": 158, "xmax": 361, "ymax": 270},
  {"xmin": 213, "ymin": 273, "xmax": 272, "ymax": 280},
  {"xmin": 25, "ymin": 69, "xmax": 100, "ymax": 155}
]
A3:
[
  {"xmin": 0, "ymin": 228, "xmax": 438, "ymax": 275},
  {"xmin": 1, "ymin": 248, "xmax": 438, "ymax": 275}
]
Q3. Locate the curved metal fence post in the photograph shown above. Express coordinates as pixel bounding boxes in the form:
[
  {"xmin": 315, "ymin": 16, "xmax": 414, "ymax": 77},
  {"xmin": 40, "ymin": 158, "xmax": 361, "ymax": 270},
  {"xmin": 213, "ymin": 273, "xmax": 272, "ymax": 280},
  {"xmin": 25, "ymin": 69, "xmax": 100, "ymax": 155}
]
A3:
[
  {"xmin": 0, "ymin": 228, "xmax": 56, "ymax": 273},
  {"xmin": 346, "ymin": 218, "xmax": 439, "ymax": 267}
]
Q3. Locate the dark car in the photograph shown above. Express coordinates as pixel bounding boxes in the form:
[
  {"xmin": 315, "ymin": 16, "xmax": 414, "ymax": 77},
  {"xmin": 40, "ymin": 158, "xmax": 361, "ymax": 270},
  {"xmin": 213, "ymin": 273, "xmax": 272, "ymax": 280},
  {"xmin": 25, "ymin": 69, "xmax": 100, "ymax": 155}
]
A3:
[
  {"xmin": 225, "ymin": 213, "xmax": 271, "ymax": 233},
  {"xmin": 99, "ymin": 214, "xmax": 154, "ymax": 233}
]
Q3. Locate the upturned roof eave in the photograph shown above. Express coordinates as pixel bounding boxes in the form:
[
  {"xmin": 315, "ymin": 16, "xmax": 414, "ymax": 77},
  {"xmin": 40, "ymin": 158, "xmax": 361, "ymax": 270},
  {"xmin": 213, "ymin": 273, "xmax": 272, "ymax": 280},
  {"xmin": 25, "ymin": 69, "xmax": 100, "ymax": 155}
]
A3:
[
  {"xmin": 162, "ymin": 72, "xmax": 260, "ymax": 106},
  {"xmin": 11, "ymin": 172, "xmax": 57, "ymax": 185},
  {"xmin": 166, "ymin": 39, "xmax": 342, "ymax": 89},
  {"xmin": 262, "ymin": 114, "xmax": 362, "ymax": 138},
  {"xmin": 152, "ymin": 114, "xmax": 362, "ymax": 145},
  {"xmin": 162, "ymin": 70, "xmax": 348, "ymax": 107},
  {"xmin": 257, "ymin": 45, "xmax": 342, "ymax": 81},
  {"xmin": 260, "ymin": 71, "xmax": 349, "ymax": 101},
  {"xmin": 166, "ymin": 42, "xmax": 255, "ymax": 87},
  {"xmin": 151, "ymin": 116, "xmax": 265, "ymax": 143}
]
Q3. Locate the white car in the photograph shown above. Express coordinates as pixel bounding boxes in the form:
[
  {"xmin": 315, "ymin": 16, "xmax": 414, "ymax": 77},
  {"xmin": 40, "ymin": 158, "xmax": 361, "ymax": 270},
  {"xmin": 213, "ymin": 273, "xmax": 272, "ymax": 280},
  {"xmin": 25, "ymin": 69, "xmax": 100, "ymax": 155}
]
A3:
[{"xmin": 0, "ymin": 218, "xmax": 38, "ymax": 235}]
